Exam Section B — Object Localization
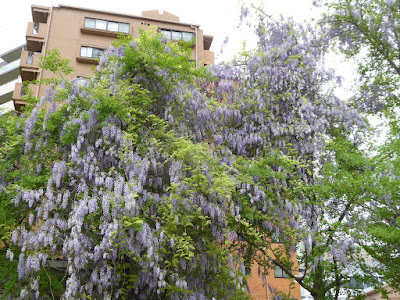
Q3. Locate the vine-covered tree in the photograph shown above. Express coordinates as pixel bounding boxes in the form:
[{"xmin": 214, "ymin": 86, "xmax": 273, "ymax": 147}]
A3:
[
  {"xmin": 1, "ymin": 31, "xmax": 250, "ymax": 299},
  {"xmin": 0, "ymin": 7, "xmax": 389, "ymax": 300},
  {"xmin": 319, "ymin": 0, "xmax": 400, "ymax": 291},
  {"xmin": 214, "ymin": 6, "xmax": 375, "ymax": 300}
]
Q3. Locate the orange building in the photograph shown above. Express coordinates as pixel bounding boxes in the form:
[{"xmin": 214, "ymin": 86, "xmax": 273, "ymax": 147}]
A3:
[
  {"xmin": 247, "ymin": 245, "xmax": 302, "ymax": 300},
  {"xmin": 12, "ymin": 4, "xmax": 214, "ymax": 110}
]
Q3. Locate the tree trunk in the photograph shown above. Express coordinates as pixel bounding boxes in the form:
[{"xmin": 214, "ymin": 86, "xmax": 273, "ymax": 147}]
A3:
[
  {"xmin": 311, "ymin": 291, "xmax": 328, "ymax": 300},
  {"xmin": 310, "ymin": 265, "xmax": 328, "ymax": 300}
]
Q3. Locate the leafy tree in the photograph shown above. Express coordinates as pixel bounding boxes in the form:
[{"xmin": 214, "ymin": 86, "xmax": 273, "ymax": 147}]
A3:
[
  {"xmin": 0, "ymin": 8, "xmax": 388, "ymax": 300},
  {"xmin": 0, "ymin": 110, "xmax": 24, "ymax": 249},
  {"xmin": 319, "ymin": 0, "xmax": 400, "ymax": 291},
  {"xmin": 0, "ymin": 30, "xmax": 250, "ymax": 299},
  {"xmin": 209, "ymin": 6, "xmax": 379, "ymax": 300}
]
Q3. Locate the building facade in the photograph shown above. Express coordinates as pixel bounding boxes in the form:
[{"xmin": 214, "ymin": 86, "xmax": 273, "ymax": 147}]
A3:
[
  {"xmin": 12, "ymin": 4, "xmax": 214, "ymax": 111},
  {"xmin": 247, "ymin": 246, "xmax": 302, "ymax": 300}
]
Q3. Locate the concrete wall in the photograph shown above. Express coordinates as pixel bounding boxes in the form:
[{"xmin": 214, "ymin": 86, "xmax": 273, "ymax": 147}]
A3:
[{"xmin": 15, "ymin": 5, "xmax": 214, "ymax": 105}]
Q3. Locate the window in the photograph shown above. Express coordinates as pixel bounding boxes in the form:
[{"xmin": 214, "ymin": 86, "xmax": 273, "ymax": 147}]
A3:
[
  {"xmin": 95, "ymin": 19, "xmax": 107, "ymax": 30},
  {"xmin": 171, "ymin": 31, "xmax": 182, "ymax": 40},
  {"xmin": 118, "ymin": 23, "xmax": 130, "ymax": 33},
  {"xmin": 160, "ymin": 29, "xmax": 194, "ymax": 41},
  {"xmin": 160, "ymin": 29, "xmax": 171, "ymax": 39},
  {"xmin": 271, "ymin": 231, "xmax": 285, "ymax": 243},
  {"xmin": 274, "ymin": 266, "xmax": 288, "ymax": 278},
  {"xmin": 75, "ymin": 77, "xmax": 89, "ymax": 86},
  {"xmin": 182, "ymin": 32, "xmax": 194, "ymax": 41},
  {"xmin": 80, "ymin": 46, "xmax": 105, "ymax": 59},
  {"xmin": 84, "ymin": 18, "xmax": 95, "ymax": 28},
  {"xmin": 107, "ymin": 21, "xmax": 119, "ymax": 32},
  {"xmin": 21, "ymin": 82, "xmax": 28, "ymax": 96},
  {"xmin": 84, "ymin": 18, "xmax": 130, "ymax": 34}
]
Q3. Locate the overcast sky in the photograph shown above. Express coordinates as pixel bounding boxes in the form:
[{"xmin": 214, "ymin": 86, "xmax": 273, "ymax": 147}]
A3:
[
  {"xmin": 1, "ymin": 0, "xmax": 355, "ymax": 111},
  {"xmin": 0, "ymin": 0, "xmax": 321, "ymax": 59}
]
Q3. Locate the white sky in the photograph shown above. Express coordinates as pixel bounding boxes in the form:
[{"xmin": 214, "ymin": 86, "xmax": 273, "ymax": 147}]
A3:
[
  {"xmin": 0, "ymin": 0, "xmax": 355, "ymax": 111},
  {"xmin": 0, "ymin": 0, "xmax": 321, "ymax": 58}
]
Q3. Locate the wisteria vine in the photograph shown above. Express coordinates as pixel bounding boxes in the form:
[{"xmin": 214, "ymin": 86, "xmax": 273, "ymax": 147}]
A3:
[{"xmin": 0, "ymin": 11, "xmax": 373, "ymax": 300}]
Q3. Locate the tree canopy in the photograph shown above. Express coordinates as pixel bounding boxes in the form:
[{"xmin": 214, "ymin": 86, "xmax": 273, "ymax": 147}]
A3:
[
  {"xmin": 0, "ymin": 2, "xmax": 399, "ymax": 299},
  {"xmin": 319, "ymin": 0, "xmax": 400, "ymax": 292}
]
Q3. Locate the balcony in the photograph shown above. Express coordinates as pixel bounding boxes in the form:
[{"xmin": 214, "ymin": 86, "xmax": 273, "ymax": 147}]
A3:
[
  {"xmin": 19, "ymin": 51, "xmax": 41, "ymax": 82},
  {"xmin": 32, "ymin": 5, "xmax": 50, "ymax": 23},
  {"xmin": 12, "ymin": 82, "xmax": 39, "ymax": 110},
  {"xmin": 20, "ymin": 50, "xmax": 41, "ymax": 69},
  {"xmin": 26, "ymin": 22, "xmax": 47, "ymax": 40},
  {"xmin": 26, "ymin": 22, "xmax": 47, "ymax": 52},
  {"xmin": 204, "ymin": 50, "xmax": 214, "ymax": 66},
  {"xmin": 0, "ymin": 78, "xmax": 17, "ymax": 106}
]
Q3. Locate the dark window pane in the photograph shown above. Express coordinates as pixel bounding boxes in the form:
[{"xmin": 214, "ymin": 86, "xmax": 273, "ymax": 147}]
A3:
[{"xmin": 92, "ymin": 48, "xmax": 103, "ymax": 58}]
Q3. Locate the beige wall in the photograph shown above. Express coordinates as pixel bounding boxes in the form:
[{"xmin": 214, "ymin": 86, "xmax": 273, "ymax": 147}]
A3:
[{"xmin": 16, "ymin": 5, "xmax": 213, "ymax": 104}]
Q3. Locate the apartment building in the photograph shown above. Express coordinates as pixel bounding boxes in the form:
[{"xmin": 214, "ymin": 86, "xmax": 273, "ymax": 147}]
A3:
[
  {"xmin": 247, "ymin": 247, "xmax": 302, "ymax": 300},
  {"xmin": 0, "ymin": 44, "xmax": 24, "ymax": 109},
  {"xmin": 12, "ymin": 4, "xmax": 215, "ymax": 111}
]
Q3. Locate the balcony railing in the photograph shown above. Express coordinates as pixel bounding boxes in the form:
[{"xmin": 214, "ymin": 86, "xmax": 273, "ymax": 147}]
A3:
[
  {"xmin": 13, "ymin": 82, "xmax": 40, "ymax": 111},
  {"xmin": 0, "ymin": 59, "xmax": 19, "ymax": 77},
  {"xmin": 13, "ymin": 82, "xmax": 38, "ymax": 102},
  {"xmin": 19, "ymin": 50, "xmax": 41, "ymax": 69},
  {"xmin": 26, "ymin": 22, "xmax": 47, "ymax": 40}
]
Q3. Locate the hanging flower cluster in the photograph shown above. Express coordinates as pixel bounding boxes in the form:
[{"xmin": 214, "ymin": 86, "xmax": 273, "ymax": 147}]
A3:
[{"xmin": 3, "ymin": 15, "xmax": 368, "ymax": 299}]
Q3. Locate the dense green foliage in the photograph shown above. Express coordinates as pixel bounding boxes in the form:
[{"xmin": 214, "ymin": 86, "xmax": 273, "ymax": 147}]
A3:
[
  {"xmin": 0, "ymin": 2, "xmax": 400, "ymax": 299},
  {"xmin": 320, "ymin": 0, "xmax": 400, "ymax": 293}
]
